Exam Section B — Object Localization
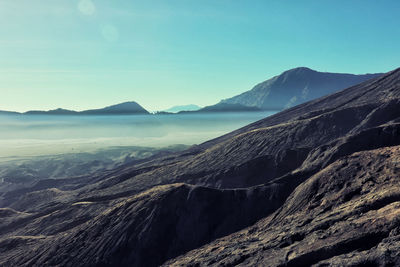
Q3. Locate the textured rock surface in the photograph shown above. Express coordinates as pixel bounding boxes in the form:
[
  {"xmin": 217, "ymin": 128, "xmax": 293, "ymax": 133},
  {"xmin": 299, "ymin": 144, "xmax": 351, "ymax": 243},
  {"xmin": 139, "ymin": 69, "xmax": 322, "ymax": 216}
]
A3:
[
  {"xmin": 166, "ymin": 147, "xmax": 400, "ymax": 266},
  {"xmin": 2, "ymin": 184, "xmax": 282, "ymax": 266},
  {"xmin": 0, "ymin": 68, "xmax": 399, "ymax": 266}
]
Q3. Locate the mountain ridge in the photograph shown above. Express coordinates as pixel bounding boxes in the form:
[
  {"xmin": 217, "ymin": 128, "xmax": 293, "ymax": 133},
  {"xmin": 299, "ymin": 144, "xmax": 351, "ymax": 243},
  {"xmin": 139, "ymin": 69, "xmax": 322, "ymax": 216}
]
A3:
[
  {"xmin": 163, "ymin": 104, "xmax": 201, "ymax": 113},
  {"xmin": 220, "ymin": 67, "xmax": 383, "ymax": 110},
  {"xmin": 0, "ymin": 68, "xmax": 384, "ymax": 116},
  {"xmin": 178, "ymin": 103, "xmax": 262, "ymax": 113},
  {"xmin": 1, "ymin": 101, "xmax": 150, "ymax": 115}
]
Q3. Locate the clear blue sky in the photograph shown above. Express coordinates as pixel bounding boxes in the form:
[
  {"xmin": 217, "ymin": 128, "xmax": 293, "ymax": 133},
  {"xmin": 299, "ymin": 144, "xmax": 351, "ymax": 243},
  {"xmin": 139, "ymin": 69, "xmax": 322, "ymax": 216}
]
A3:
[{"xmin": 1, "ymin": 0, "xmax": 399, "ymax": 112}]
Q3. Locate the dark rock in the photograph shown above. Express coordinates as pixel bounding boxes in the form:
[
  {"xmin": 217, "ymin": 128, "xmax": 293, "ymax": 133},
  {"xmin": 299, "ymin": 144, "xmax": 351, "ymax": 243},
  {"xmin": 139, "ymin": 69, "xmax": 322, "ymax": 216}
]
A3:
[{"xmin": 166, "ymin": 146, "xmax": 400, "ymax": 266}]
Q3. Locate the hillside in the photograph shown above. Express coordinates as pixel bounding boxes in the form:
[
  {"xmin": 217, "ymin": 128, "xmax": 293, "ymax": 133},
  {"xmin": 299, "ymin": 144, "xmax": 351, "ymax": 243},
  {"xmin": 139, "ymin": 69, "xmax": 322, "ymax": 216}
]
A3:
[
  {"xmin": 179, "ymin": 103, "xmax": 261, "ymax": 113},
  {"xmin": 221, "ymin": 67, "xmax": 382, "ymax": 110},
  {"xmin": 80, "ymin": 101, "xmax": 149, "ymax": 115},
  {"xmin": 0, "ymin": 68, "xmax": 399, "ymax": 266},
  {"xmin": 0, "ymin": 110, "xmax": 20, "ymax": 115},
  {"xmin": 167, "ymin": 146, "xmax": 400, "ymax": 266}
]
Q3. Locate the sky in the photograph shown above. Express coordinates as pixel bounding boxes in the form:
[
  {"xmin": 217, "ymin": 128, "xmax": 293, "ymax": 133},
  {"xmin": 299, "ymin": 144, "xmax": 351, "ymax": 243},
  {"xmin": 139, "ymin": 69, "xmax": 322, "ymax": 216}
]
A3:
[{"xmin": 0, "ymin": 0, "xmax": 400, "ymax": 112}]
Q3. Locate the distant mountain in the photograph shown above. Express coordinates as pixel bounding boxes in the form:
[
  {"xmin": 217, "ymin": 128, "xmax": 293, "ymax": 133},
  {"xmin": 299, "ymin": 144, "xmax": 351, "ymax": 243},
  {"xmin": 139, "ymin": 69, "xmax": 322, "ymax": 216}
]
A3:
[
  {"xmin": 181, "ymin": 103, "xmax": 261, "ymax": 113},
  {"xmin": 0, "ymin": 110, "xmax": 19, "ymax": 115},
  {"xmin": 80, "ymin": 102, "xmax": 149, "ymax": 115},
  {"xmin": 221, "ymin": 67, "xmax": 383, "ymax": 110},
  {"xmin": 9, "ymin": 101, "xmax": 150, "ymax": 115},
  {"xmin": 163, "ymin": 104, "xmax": 201, "ymax": 113},
  {"xmin": 25, "ymin": 108, "xmax": 77, "ymax": 115}
]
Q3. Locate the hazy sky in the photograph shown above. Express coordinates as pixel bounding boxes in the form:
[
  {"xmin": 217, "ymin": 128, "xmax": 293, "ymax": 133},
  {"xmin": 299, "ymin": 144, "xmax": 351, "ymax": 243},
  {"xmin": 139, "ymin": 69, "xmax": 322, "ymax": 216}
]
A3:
[{"xmin": 1, "ymin": 0, "xmax": 399, "ymax": 112}]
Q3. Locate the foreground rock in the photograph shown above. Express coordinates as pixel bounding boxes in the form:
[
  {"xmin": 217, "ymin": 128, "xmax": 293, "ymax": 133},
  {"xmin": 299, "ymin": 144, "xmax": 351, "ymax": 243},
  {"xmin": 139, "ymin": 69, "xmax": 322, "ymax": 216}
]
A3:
[
  {"xmin": 166, "ymin": 146, "xmax": 400, "ymax": 266},
  {"xmin": 1, "ymin": 184, "xmax": 280, "ymax": 266}
]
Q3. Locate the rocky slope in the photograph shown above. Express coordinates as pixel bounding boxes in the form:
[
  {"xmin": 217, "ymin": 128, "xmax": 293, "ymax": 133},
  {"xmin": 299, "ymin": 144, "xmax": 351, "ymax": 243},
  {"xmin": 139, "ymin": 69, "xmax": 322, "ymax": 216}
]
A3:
[
  {"xmin": 0, "ymin": 68, "xmax": 399, "ymax": 266},
  {"xmin": 221, "ymin": 67, "xmax": 382, "ymax": 110},
  {"xmin": 2, "ymin": 184, "xmax": 282, "ymax": 266},
  {"xmin": 166, "ymin": 146, "xmax": 400, "ymax": 266},
  {"xmin": 0, "ymin": 145, "xmax": 187, "ymax": 202}
]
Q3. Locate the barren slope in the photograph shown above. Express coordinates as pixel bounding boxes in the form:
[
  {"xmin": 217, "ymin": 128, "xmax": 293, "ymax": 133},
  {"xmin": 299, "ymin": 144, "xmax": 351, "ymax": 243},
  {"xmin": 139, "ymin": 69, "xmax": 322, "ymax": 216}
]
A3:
[{"xmin": 166, "ymin": 146, "xmax": 400, "ymax": 266}]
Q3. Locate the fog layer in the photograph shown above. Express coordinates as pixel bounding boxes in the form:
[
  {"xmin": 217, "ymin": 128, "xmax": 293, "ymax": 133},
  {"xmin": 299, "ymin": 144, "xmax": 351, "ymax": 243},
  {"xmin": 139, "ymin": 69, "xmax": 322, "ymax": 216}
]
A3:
[{"xmin": 0, "ymin": 112, "xmax": 274, "ymax": 159}]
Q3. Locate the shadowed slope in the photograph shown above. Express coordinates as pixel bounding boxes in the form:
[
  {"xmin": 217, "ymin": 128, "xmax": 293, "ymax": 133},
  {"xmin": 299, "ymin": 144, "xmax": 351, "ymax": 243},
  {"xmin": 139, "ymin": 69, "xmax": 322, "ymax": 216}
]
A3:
[
  {"xmin": 2, "ymin": 184, "xmax": 280, "ymax": 267},
  {"xmin": 166, "ymin": 146, "xmax": 400, "ymax": 266}
]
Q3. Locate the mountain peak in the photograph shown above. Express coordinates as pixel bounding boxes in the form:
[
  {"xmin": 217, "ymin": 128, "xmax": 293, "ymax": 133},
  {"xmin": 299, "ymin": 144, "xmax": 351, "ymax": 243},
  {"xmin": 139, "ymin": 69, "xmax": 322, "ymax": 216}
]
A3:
[
  {"xmin": 284, "ymin": 66, "xmax": 316, "ymax": 73},
  {"xmin": 83, "ymin": 101, "xmax": 149, "ymax": 114},
  {"xmin": 103, "ymin": 101, "xmax": 142, "ymax": 110},
  {"xmin": 221, "ymin": 68, "xmax": 383, "ymax": 110}
]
